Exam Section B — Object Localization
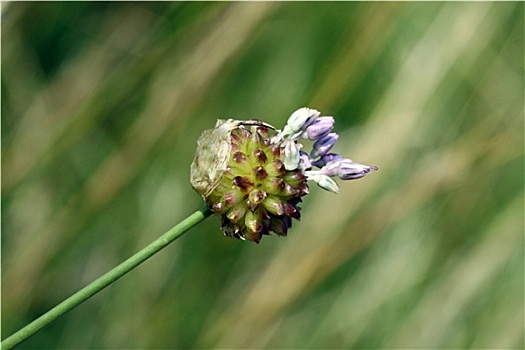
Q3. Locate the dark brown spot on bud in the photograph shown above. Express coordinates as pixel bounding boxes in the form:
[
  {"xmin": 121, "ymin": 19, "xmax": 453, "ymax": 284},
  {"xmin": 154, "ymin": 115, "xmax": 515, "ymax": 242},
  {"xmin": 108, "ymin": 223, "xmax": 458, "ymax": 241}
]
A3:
[
  {"xmin": 254, "ymin": 149, "xmax": 268, "ymax": 164},
  {"xmin": 233, "ymin": 176, "xmax": 254, "ymax": 192},
  {"xmin": 254, "ymin": 166, "xmax": 268, "ymax": 181},
  {"xmin": 233, "ymin": 151, "xmax": 247, "ymax": 163}
]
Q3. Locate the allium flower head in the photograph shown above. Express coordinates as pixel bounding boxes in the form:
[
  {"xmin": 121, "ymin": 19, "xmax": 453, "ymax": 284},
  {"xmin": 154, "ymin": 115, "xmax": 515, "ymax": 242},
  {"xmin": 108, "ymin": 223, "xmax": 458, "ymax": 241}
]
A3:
[
  {"xmin": 190, "ymin": 108, "xmax": 377, "ymax": 243},
  {"xmin": 191, "ymin": 119, "xmax": 307, "ymax": 243}
]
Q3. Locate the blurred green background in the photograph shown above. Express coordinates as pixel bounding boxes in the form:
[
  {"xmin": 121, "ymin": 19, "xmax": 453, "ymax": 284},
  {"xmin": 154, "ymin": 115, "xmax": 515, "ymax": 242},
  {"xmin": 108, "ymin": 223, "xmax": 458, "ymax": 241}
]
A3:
[{"xmin": 2, "ymin": 2, "xmax": 523, "ymax": 349}]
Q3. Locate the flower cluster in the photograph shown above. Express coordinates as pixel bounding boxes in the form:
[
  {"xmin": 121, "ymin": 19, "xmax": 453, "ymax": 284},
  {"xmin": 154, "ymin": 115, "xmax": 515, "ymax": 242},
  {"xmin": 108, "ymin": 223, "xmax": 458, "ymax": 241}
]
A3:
[
  {"xmin": 190, "ymin": 108, "xmax": 377, "ymax": 243},
  {"xmin": 276, "ymin": 107, "xmax": 378, "ymax": 194}
]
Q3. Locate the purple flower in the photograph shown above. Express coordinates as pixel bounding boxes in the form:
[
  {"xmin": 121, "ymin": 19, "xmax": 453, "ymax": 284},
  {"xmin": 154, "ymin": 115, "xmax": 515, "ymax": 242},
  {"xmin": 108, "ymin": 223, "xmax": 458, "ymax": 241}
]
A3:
[
  {"xmin": 305, "ymin": 116, "xmax": 334, "ymax": 140},
  {"xmin": 337, "ymin": 159, "xmax": 378, "ymax": 180},
  {"xmin": 312, "ymin": 158, "xmax": 378, "ymax": 181},
  {"xmin": 310, "ymin": 133, "xmax": 339, "ymax": 159}
]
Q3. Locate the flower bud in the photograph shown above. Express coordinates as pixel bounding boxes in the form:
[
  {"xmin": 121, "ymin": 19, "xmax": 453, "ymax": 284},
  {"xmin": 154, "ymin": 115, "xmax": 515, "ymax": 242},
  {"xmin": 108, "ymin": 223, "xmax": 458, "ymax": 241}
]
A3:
[
  {"xmin": 308, "ymin": 174, "xmax": 340, "ymax": 194},
  {"xmin": 283, "ymin": 139, "xmax": 301, "ymax": 171},
  {"xmin": 227, "ymin": 204, "xmax": 247, "ymax": 223},
  {"xmin": 285, "ymin": 107, "xmax": 320, "ymax": 135},
  {"xmin": 337, "ymin": 159, "xmax": 378, "ymax": 180},
  {"xmin": 305, "ymin": 116, "xmax": 334, "ymax": 140},
  {"xmin": 310, "ymin": 133, "xmax": 339, "ymax": 159}
]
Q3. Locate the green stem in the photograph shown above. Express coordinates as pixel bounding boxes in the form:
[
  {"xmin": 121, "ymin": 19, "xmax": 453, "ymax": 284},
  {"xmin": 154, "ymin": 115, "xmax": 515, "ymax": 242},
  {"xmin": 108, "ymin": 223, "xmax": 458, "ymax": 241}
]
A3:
[{"xmin": 2, "ymin": 205, "xmax": 213, "ymax": 350}]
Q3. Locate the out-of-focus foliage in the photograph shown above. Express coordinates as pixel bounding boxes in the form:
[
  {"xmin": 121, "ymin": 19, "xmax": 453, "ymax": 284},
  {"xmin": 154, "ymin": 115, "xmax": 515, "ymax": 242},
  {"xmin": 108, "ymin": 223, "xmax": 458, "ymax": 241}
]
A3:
[{"xmin": 2, "ymin": 2, "xmax": 523, "ymax": 348}]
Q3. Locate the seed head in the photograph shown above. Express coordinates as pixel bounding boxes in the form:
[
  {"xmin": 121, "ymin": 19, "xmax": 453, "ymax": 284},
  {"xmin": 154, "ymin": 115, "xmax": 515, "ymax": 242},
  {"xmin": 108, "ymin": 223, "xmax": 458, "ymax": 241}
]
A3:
[{"xmin": 191, "ymin": 119, "xmax": 308, "ymax": 243}]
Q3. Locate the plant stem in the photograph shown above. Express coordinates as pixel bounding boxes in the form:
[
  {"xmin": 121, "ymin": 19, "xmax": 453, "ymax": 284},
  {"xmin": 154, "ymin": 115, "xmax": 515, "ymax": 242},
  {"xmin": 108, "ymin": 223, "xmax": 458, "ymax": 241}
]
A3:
[{"xmin": 2, "ymin": 205, "xmax": 213, "ymax": 349}]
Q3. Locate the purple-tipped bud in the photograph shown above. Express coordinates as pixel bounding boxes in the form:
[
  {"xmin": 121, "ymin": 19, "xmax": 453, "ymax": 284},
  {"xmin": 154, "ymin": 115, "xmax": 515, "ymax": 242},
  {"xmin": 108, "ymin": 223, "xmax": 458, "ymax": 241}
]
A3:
[
  {"xmin": 310, "ymin": 133, "xmax": 339, "ymax": 159},
  {"xmin": 311, "ymin": 153, "xmax": 343, "ymax": 168},
  {"xmin": 337, "ymin": 159, "xmax": 378, "ymax": 180},
  {"xmin": 232, "ymin": 151, "xmax": 247, "ymax": 164},
  {"xmin": 305, "ymin": 116, "xmax": 334, "ymax": 140}
]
